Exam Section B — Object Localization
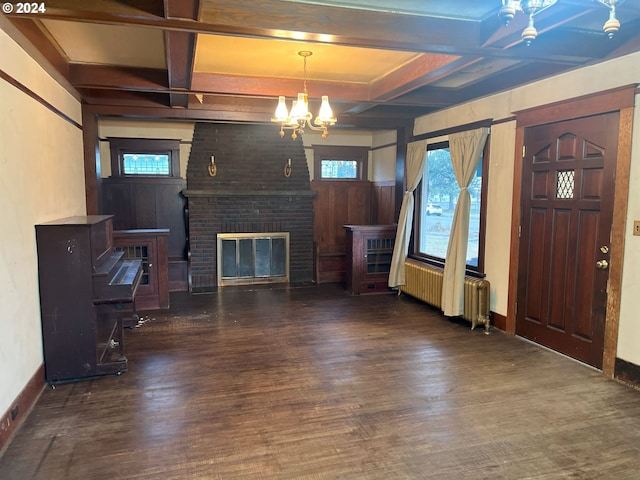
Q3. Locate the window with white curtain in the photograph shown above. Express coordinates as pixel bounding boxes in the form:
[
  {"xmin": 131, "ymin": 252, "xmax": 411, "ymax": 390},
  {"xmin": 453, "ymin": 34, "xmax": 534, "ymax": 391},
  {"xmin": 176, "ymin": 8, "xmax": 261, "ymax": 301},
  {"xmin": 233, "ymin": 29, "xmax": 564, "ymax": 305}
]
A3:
[{"xmin": 413, "ymin": 138, "xmax": 488, "ymax": 273}]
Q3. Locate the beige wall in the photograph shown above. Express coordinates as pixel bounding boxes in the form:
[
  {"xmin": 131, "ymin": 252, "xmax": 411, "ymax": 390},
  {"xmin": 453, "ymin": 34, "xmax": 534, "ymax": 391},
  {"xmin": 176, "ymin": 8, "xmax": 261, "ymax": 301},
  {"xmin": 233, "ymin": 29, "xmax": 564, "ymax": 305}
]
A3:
[
  {"xmin": 371, "ymin": 130, "xmax": 397, "ymax": 183},
  {"xmin": 414, "ymin": 51, "xmax": 640, "ymax": 364},
  {"xmin": 0, "ymin": 25, "xmax": 85, "ymax": 415},
  {"xmin": 302, "ymin": 129, "xmax": 397, "ymax": 182}
]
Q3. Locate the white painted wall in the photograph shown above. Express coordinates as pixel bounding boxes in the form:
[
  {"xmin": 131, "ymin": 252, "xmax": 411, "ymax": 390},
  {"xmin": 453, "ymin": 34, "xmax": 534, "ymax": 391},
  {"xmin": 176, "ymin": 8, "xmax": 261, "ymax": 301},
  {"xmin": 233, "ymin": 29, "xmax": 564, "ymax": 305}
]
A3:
[
  {"xmin": 0, "ymin": 25, "xmax": 84, "ymax": 417},
  {"xmin": 414, "ymin": 52, "xmax": 640, "ymax": 364}
]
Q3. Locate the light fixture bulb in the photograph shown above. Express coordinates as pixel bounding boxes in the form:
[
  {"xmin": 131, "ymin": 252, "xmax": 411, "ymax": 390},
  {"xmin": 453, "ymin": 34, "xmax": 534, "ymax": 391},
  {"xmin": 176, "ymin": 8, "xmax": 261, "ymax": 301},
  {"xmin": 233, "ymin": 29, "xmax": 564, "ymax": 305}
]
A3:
[
  {"xmin": 288, "ymin": 101, "xmax": 300, "ymax": 126},
  {"xmin": 316, "ymin": 96, "xmax": 336, "ymax": 125},
  {"xmin": 296, "ymin": 92, "xmax": 309, "ymax": 119},
  {"xmin": 274, "ymin": 96, "xmax": 289, "ymax": 122}
]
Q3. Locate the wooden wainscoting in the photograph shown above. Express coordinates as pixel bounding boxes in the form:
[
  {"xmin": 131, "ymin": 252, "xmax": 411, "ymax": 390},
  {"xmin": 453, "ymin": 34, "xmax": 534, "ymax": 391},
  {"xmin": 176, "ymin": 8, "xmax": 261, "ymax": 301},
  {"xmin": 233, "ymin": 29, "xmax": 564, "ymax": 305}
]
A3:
[
  {"xmin": 311, "ymin": 180, "xmax": 371, "ymax": 284},
  {"xmin": 311, "ymin": 180, "xmax": 397, "ymax": 284},
  {"xmin": 371, "ymin": 181, "xmax": 396, "ymax": 225}
]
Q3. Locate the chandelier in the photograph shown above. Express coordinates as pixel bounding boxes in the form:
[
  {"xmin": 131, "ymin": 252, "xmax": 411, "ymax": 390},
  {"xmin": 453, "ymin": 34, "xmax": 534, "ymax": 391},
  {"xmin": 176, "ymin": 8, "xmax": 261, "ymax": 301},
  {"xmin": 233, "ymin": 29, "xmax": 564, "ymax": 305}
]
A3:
[
  {"xmin": 499, "ymin": 0, "xmax": 621, "ymax": 46},
  {"xmin": 271, "ymin": 51, "xmax": 337, "ymax": 140}
]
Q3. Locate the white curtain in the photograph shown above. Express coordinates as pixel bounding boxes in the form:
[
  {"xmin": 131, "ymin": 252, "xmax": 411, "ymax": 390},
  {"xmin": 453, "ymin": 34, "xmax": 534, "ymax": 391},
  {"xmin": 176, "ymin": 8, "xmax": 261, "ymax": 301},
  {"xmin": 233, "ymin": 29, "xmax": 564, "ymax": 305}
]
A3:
[
  {"xmin": 441, "ymin": 127, "xmax": 489, "ymax": 316},
  {"xmin": 388, "ymin": 140, "xmax": 427, "ymax": 288}
]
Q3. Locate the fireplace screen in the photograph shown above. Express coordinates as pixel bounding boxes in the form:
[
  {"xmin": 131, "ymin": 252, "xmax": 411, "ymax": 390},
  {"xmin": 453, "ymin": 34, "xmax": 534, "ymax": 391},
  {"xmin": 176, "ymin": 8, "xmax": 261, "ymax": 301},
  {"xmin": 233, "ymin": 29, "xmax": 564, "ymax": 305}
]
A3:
[{"xmin": 217, "ymin": 233, "xmax": 289, "ymax": 285}]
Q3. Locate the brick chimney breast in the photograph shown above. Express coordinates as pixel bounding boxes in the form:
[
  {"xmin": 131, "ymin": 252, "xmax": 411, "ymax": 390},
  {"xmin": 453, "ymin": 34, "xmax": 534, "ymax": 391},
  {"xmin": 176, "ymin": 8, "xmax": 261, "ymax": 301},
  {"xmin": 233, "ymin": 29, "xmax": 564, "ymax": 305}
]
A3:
[{"xmin": 184, "ymin": 123, "xmax": 316, "ymax": 292}]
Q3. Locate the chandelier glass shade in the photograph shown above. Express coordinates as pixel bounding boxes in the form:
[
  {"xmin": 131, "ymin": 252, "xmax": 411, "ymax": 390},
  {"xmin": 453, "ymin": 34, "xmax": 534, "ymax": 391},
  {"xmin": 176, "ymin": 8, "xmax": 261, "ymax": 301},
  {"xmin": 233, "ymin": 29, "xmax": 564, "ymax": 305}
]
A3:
[
  {"xmin": 271, "ymin": 51, "xmax": 337, "ymax": 140},
  {"xmin": 499, "ymin": 0, "xmax": 621, "ymax": 45}
]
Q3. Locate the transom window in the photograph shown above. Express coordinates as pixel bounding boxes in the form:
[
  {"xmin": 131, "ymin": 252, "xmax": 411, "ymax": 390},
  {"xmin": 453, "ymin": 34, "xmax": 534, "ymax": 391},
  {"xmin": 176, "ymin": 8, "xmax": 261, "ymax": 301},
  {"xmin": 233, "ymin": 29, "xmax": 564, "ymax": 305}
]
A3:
[
  {"xmin": 320, "ymin": 160, "xmax": 358, "ymax": 179},
  {"xmin": 313, "ymin": 146, "xmax": 368, "ymax": 181},
  {"xmin": 109, "ymin": 138, "xmax": 181, "ymax": 177},
  {"xmin": 122, "ymin": 153, "xmax": 171, "ymax": 176}
]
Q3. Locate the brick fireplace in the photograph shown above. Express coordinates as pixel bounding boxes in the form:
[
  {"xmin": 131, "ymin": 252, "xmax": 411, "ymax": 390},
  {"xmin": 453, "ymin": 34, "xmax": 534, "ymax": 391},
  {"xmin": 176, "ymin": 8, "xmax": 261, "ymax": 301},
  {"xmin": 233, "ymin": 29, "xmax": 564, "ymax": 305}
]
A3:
[{"xmin": 184, "ymin": 123, "xmax": 316, "ymax": 293}]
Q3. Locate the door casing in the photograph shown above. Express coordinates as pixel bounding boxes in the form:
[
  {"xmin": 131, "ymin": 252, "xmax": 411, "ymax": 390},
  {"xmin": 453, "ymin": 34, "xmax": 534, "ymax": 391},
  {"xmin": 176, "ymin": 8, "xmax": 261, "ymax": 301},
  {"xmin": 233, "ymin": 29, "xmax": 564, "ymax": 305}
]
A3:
[{"xmin": 506, "ymin": 85, "xmax": 636, "ymax": 376}]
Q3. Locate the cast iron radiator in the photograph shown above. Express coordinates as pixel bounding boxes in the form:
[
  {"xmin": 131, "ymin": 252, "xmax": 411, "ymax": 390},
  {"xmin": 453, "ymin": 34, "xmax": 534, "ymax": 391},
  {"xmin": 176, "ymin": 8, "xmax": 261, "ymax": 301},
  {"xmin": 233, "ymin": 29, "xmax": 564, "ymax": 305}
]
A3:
[{"xmin": 398, "ymin": 259, "xmax": 491, "ymax": 333}]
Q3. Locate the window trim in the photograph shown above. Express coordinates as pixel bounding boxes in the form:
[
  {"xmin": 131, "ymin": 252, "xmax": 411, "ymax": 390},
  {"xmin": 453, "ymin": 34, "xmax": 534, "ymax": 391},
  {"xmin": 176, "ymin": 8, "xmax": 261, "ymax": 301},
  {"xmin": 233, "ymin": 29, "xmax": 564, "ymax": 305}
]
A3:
[
  {"xmin": 410, "ymin": 136, "xmax": 490, "ymax": 277},
  {"xmin": 312, "ymin": 145, "xmax": 369, "ymax": 181},
  {"xmin": 109, "ymin": 138, "xmax": 181, "ymax": 177}
]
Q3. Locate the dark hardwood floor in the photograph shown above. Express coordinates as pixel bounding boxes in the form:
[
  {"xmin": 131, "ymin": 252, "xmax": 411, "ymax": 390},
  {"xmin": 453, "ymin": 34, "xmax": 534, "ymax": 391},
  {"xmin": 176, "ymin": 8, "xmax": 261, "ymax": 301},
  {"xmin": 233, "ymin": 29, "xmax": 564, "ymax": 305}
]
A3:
[{"xmin": 2, "ymin": 284, "xmax": 640, "ymax": 479}]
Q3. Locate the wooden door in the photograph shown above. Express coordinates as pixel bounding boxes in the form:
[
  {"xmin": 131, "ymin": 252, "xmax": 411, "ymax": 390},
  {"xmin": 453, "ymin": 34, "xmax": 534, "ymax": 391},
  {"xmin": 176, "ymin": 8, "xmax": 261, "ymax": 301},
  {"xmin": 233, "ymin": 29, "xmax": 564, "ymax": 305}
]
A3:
[{"xmin": 516, "ymin": 113, "xmax": 618, "ymax": 369}]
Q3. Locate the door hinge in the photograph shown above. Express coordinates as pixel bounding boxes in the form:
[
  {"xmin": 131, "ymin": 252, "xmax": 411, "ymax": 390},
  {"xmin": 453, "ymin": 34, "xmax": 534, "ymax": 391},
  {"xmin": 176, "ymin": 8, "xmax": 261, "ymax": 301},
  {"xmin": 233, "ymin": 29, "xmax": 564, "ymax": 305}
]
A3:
[
  {"xmin": 522, "ymin": 145, "xmax": 526, "ymax": 158},
  {"xmin": 515, "ymin": 302, "xmax": 518, "ymax": 315},
  {"xmin": 518, "ymin": 225, "xmax": 522, "ymax": 238}
]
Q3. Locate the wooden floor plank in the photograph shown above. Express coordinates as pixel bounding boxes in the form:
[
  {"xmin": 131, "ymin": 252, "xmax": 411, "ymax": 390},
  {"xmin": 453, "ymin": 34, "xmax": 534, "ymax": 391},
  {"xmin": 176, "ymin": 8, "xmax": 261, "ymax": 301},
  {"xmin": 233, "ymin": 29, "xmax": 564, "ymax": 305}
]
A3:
[{"xmin": 2, "ymin": 284, "xmax": 640, "ymax": 479}]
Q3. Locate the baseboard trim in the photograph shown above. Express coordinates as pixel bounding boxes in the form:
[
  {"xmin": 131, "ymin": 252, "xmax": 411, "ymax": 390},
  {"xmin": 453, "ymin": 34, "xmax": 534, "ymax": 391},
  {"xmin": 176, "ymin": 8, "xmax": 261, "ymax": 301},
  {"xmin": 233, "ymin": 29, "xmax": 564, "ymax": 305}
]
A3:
[
  {"xmin": 614, "ymin": 358, "xmax": 640, "ymax": 389},
  {"xmin": 491, "ymin": 311, "xmax": 507, "ymax": 332},
  {"xmin": 0, "ymin": 364, "xmax": 46, "ymax": 456}
]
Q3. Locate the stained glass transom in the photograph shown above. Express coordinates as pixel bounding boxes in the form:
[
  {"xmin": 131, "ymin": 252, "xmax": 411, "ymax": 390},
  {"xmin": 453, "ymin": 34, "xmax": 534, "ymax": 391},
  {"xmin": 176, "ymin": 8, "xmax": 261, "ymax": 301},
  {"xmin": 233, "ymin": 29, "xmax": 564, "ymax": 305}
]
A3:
[
  {"xmin": 122, "ymin": 153, "xmax": 170, "ymax": 175},
  {"xmin": 556, "ymin": 170, "xmax": 575, "ymax": 199},
  {"xmin": 321, "ymin": 160, "xmax": 357, "ymax": 178}
]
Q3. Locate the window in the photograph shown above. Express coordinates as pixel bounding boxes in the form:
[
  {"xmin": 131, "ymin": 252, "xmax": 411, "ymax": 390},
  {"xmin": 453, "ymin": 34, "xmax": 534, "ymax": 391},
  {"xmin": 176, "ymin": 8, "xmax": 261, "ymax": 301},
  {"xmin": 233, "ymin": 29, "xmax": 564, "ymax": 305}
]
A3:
[
  {"xmin": 122, "ymin": 153, "xmax": 171, "ymax": 175},
  {"xmin": 321, "ymin": 160, "xmax": 358, "ymax": 179},
  {"xmin": 109, "ymin": 138, "xmax": 181, "ymax": 177},
  {"xmin": 313, "ymin": 146, "xmax": 368, "ymax": 180},
  {"xmin": 413, "ymin": 138, "xmax": 489, "ymax": 273}
]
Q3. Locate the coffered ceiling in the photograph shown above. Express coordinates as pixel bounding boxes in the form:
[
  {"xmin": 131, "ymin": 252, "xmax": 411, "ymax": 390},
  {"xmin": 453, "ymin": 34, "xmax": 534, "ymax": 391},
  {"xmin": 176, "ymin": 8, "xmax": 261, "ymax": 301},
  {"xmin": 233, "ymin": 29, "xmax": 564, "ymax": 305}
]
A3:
[{"xmin": 6, "ymin": 0, "xmax": 640, "ymax": 130}]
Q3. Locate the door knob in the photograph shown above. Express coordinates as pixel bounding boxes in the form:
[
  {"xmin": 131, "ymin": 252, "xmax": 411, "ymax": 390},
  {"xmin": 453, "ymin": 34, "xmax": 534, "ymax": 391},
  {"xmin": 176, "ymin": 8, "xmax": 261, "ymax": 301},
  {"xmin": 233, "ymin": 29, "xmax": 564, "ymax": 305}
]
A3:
[
  {"xmin": 600, "ymin": 245, "xmax": 609, "ymax": 254},
  {"xmin": 596, "ymin": 259, "xmax": 609, "ymax": 270}
]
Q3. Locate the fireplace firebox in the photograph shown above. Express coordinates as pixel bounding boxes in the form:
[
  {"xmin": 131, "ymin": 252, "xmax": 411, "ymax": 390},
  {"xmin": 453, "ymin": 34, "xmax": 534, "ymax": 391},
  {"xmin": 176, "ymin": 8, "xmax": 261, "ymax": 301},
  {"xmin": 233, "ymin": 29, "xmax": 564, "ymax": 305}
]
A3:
[{"xmin": 217, "ymin": 232, "xmax": 289, "ymax": 286}]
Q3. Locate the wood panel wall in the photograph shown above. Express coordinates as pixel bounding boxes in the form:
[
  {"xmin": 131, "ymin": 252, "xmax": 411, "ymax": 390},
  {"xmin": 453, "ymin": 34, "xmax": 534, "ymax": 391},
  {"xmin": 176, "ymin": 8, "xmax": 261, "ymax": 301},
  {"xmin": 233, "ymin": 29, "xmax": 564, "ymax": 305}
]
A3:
[
  {"xmin": 371, "ymin": 181, "xmax": 396, "ymax": 225},
  {"xmin": 101, "ymin": 177, "xmax": 188, "ymax": 291},
  {"xmin": 311, "ymin": 180, "xmax": 372, "ymax": 283}
]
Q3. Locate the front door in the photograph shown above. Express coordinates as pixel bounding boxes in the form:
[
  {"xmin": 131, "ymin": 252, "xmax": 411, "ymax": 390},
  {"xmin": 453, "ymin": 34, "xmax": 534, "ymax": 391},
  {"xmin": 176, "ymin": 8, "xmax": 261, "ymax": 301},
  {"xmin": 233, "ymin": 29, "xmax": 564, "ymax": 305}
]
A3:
[{"xmin": 516, "ymin": 113, "xmax": 618, "ymax": 369}]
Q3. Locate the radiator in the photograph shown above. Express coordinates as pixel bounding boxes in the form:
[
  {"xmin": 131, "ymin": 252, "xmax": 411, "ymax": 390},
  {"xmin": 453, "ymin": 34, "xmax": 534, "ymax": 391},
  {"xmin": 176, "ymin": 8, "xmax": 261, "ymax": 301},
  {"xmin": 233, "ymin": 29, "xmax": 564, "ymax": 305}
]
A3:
[{"xmin": 398, "ymin": 259, "xmax": 491, "ymax": 333}]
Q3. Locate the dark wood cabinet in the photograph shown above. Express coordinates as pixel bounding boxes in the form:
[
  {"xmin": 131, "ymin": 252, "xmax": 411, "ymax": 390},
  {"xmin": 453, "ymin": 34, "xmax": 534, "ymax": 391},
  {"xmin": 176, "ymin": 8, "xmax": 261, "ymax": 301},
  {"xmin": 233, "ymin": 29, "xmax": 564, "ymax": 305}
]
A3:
[
  {"xmin": 344, "ymin": 224, "xmax": 396, "ymax": 295},
  {"xmin": 35, "ymin": 216, "xmax": 142, "ymax": 383},
  {"xmin": 113, "ymin": 229, "xmax": 170, "ymax": 312}
]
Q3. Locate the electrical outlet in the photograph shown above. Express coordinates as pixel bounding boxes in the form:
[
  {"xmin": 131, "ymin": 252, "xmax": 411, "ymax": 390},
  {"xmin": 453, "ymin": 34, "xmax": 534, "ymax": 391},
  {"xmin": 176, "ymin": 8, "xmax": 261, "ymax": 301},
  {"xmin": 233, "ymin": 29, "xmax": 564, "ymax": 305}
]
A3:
[{"xmin": 634, "ymin": 221, "xmax": 640, "ymax": 237}]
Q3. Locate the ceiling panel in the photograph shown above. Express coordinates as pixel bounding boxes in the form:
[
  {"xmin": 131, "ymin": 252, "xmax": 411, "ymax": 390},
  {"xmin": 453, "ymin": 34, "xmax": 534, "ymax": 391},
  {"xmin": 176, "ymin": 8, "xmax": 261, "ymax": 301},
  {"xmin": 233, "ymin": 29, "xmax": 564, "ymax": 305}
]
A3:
[
  {"xmin": 41, "ymin": 19, "xmax": 166, "ymax": 69},
  {"xmin": 194, "ymin": 34, "xmax": 421, "ymax": 84},
  {"xmin": 428, "ymin": 58, "xmax": 521, "ymax": 88}
]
